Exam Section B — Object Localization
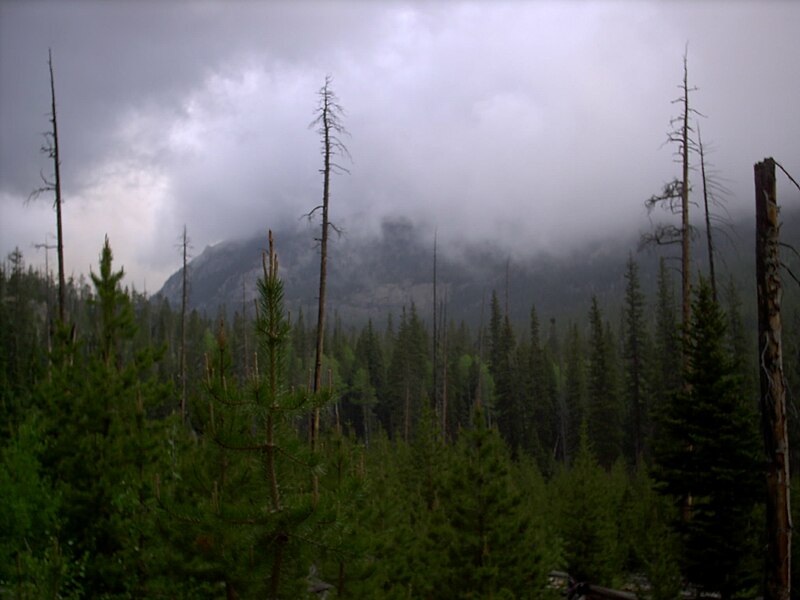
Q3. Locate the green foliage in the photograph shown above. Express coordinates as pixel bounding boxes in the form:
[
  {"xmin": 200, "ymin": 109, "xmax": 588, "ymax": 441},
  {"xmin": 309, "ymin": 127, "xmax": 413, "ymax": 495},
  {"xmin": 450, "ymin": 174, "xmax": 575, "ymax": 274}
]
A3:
[
  {"xmin": 587, "ymin": 296, "xmax": 622, "ymax": 468},
  {"xmin": 652, "ymin": 258, "xmax": 682, "ymax": 417},
  {"xmin": 654, "ymin": 278, "xmax": 762, "ymax": 598},
  {"xmin": 385, "ymin": 303, "xmax": 429, "ymax": 440},
  {"xmin": 31, "ymin": 237, "xmax": 175, "ymax": 597},
  {"xmin": 621, "ymin": 255, "xmax": 651, "ymax": 466},
  {"xmin": 563, "ymin": 322, "xmax": 587, "ymax": 464},
  {"xmin": 552, "ymin": 425, "xmax": 626, "ymax": 585},
  {"xmin": 0, "ymin": 249, "xmax": 48, "ymax": 431},
  {"xmin": 489, "ymin": 291, "xmax": 523, "ymax": 453},
  {"xmin": 0, "ymin": 412, "xmax": 62, "ymax": 589},
  {"xmin": 160, "ymin": 235, "xmax": 345, "ymax": 598},
  {"xmin": 90, "ymin": 236, "xmax": 136, "ymax": 368},
  {"xmin": 528, "ymin": 304, "xmax": 561, "ymax": 471},
  {"xmin": 426, "ymin": 406, "xmax": 549, "ymax": 598},
  {"xmin": 1, "ymin": 230, "xmax": 778, "ymax": 596},
  {"xmin": 623, "ymin": 468, "xmax": 681, "ymax": 600}
]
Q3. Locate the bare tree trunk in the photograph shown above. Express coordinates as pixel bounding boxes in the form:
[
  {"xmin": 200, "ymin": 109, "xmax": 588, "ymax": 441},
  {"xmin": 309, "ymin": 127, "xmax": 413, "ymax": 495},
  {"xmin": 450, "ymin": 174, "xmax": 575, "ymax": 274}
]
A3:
[
  {"xmin": 698, "ymin": 125, "xmax": 717, "ymax": 302},
  {"xmin": 441, "ymin": 291, "xmax": 448, "ymax": 441},
  {"xmin": 310, "ymin": 76, "xmax": 348, "ymax": 446},
  {"xmin": 679, "ymin": 51, "xmax": 691, "ymax": 356},
  {"xmin": 47, "ymin": 49, "xmax": 66, "ymax": 325},
  {"xmin": 432, "ymin": 231, "xmax": 438, "ymax": 417},
  {"xmin": 242, "ymin": 279, "xmax": 249, "ymax": 381},
  {"xmin": 476, "ymin": 292, "xmax": 485, "ymax": 411},
  {"xmin": 755, "ymin": 158, "xmax": 791, "ymax": 600},
  {"xmin": 180, "ymin": 226, "xmax": 189, "ymax": 423}
]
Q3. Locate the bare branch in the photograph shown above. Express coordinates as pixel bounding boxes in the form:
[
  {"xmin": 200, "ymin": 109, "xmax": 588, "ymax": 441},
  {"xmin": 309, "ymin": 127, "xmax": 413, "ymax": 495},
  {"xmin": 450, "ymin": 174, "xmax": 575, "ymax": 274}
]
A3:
[
  {"xmin": 774, "ymin": 161, "xmax": 800, "ymax": 194},
  {"xmin": 783, "ymin": 263, "xmax": 800, "ymax": 289},
  {"xmin": 780, "ymin": 242, "xmax": 800, "ymax": 262}
]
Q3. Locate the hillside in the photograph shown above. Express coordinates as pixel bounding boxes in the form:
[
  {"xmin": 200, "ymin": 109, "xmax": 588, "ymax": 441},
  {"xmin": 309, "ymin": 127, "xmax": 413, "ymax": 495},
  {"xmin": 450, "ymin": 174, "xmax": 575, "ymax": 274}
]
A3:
[{"xmin": 156, "ymin": 208, "xmax": 800, "ymax": 329}]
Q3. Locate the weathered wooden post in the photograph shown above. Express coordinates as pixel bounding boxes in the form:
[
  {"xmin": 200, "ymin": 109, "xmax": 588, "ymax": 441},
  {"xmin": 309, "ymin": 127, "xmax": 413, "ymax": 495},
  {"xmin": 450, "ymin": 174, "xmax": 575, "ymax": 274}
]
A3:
[{"xmin": 755, "ymin": 157, "xmax": 790, "ymax": 600}]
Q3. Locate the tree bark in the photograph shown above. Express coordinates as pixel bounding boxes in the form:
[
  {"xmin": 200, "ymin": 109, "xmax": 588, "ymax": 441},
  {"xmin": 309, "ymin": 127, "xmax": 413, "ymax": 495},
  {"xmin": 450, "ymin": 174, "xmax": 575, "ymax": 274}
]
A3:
[
  {"xmin": 432, "ymin": 231, "xmax": 438, "ymax": 418},
  {"xmin": 180, "ymin": 225, "xmax": 188, "ymax": 423},
  {"xmin": 755, "ymin": 157, "xmax": 790, "ymax": 600},
  {"xmin": 311, "ymin": 76, "xmax": 346, "ymax": 444},
  {"xmin": 48, "ymin": 49, "xmax": 66, "ymax": 325},
  {"xmin": 698, "ymin": 126, "xmax": 717, "ymax": 302},
  {"xmin": 679, "ymin": 52, "xmax": 691, "ymax": 359}
]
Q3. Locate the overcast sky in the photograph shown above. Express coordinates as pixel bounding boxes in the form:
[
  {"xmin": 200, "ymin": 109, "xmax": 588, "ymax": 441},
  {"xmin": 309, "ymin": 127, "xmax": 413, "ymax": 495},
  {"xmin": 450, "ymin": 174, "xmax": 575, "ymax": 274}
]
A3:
[{"xmin": 1, "ymin": 0, "xmax": 798, "ymax": 291}]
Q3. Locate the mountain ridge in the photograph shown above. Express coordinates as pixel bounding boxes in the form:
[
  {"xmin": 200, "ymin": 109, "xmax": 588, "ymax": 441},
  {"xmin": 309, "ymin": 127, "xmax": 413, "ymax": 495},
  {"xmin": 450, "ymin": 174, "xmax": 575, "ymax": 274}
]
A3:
[{"xmin": 156, "ymin": 209, "xmax": 800, "ymax": 329}]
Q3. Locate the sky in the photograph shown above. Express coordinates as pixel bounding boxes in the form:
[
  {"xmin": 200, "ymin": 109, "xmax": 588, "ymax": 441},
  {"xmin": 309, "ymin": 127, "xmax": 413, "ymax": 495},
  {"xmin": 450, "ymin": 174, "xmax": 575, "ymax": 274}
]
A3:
[{"xmin": 1, "ymin": 0, "xmax": 798, "ymax": 292}]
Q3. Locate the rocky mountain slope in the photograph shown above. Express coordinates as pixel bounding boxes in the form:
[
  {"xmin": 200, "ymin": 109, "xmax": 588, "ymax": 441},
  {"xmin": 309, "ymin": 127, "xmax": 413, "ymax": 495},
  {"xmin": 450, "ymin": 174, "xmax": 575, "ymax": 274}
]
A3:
[{"xmin": 156, "ymin": 209, "xmax": 799, "ymax": 329}]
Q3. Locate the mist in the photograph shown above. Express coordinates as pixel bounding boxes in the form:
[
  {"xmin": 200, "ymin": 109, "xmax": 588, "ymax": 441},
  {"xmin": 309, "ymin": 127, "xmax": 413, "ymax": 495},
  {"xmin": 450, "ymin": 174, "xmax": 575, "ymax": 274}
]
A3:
[{"xmin": 1, "ymin": 1, "xmax": 798, "ymax": 290}]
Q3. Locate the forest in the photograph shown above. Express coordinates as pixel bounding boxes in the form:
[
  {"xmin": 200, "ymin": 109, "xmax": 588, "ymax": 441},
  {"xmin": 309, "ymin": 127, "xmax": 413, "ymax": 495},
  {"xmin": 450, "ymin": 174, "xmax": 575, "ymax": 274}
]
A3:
[
  {"xmin": 2, "ymin": 211, "xmax": 799, "ymax": 598},
  {"xmin": 1, "ymin": 53, "xmax": 799, "ymax": 600}
]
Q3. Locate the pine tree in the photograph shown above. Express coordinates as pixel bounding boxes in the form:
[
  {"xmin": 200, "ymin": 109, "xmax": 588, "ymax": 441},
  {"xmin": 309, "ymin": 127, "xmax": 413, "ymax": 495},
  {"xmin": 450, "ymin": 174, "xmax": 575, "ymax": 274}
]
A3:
[
  {"xmin": 353, "ymin": 319, "xmax": 386, "ymax": 443},
  {"xmin": 622, "ymin": 255, "xmax": 651, "ymax": 467},
  {"xmin": 652, "ymin": 259, "xmax": 681, "ymax": 435},
  {"xmin": 554, "ymin": 424, "xmax": 625, "ymax": 584},
  {"xmin": 427, "ymin": 406, "xmax": 547, "ymax": 598},
  {"xmin": 587, "ymin": 296, "xmax": 622, "ymax": 468},
  {"xmin": 654, "ymin": 278, "xmax": 762, "ymax": 599},
  {"xmin": 563, "ymin": 322, "xmax": 587, "ymax": 463},
  {"xmin": 36, "ymin": 237, "xmax": 172, "ymax": 596},
  {"xmin": 385, "ymin": 304, "xmax": 429, "ymax": 441},
  {"xmin": 488, "ymin": 291, "xmax": 520, "ymax": 451},
  {"xmin": 529, "ymin": 304, "xmax": 558, "ymax": 469},
  {"xmin": 160, "ymin": 232, "xmax": 340, "ymax": 598}
]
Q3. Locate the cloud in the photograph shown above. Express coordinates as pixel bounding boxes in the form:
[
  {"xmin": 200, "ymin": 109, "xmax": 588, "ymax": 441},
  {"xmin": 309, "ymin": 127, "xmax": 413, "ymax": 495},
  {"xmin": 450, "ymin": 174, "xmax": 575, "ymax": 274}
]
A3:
[{"xmin": 1, "ymin": 1, "xmax": 798, "ymax": 289}]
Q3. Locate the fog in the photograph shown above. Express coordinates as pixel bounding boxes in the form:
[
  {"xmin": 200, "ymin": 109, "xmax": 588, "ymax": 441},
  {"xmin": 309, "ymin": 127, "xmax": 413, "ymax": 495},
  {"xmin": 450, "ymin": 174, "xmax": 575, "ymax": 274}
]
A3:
[{"xmin": 1, "ymin": 1, "xmax": 798, "ymax": 290}]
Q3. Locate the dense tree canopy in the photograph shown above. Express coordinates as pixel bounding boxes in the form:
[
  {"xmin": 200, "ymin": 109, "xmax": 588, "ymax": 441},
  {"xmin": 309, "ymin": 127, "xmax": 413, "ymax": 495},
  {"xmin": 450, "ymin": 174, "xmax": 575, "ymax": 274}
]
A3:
[{"xmin": 0, "ymin": 235, "xmax": 774, "ymax": 597}]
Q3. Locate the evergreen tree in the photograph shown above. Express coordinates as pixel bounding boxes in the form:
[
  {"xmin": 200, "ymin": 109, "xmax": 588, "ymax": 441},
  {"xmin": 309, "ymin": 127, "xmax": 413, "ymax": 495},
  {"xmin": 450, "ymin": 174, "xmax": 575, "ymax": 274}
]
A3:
[
  {"xmin": 36, "ymin": 238, "xmax": 172, "ymax": 596},
  {"xmin": 488, "ymin": 291, "xmax": 520, "ymax": 452},
  {"xmin": 0, "ymin": 250, "xmax": 46, "ymax": 430},
  {"xmin": 161, "ymin": 233, "xmax": 342, "ymax": 598},
  {"xmin": 587, "ymin": 296, "xmax": 622, "ymax": 468},
  {"xmin": 443, "ymin": 320, "xmax": 478, "ymax": 439},
  {"xmin": 529, "ymin": 304, "xmax": 558, "ymax": 470},
  {"xmin": 622, "ymin": 256, "xmax": 650, "ymax": 467},
  {"xmin": 554, "ymin": 424, "xmax": 625, "ymax": 585},
  {"xmin": 385, "ymin": 304, "xmax": 429, "ymax": 441},
  {"xmin": 427, "ymin": 406, "xmax": 547, "ymax": 598},
  {"xmin": 563, "ymin": 322, "xmax": 587, "ymax": 463},
  {"xmin": 653, "ymin": 259, "xmax": 681, "ymax": 418},
  {"xmin": 654, "ymin": 278, "xmax": 762, "ymax": 599},
  {"xmin": 722, "ymin": 276, "xmax": 757, "ymax": 403},
  {"xmin": 353, "ymin": 319, "xmax": 386, "ymax": 443}
]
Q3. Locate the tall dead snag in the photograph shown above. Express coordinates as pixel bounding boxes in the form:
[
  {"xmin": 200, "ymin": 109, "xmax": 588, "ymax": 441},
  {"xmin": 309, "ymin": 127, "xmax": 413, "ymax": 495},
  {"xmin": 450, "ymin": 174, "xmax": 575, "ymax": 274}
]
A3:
[
  {"xmin": 30, "ymin": 49, "xmax": 66, "ymax": 324},
  {"xmin": 698, "ymin": 125, "xmax": 717, "ymax": 301},
  {"xmin": 308, "ymin": 76, "xmax": 349, "ymax": 447},
  {"xmin": 643, "ymin": 48, "xmax": 699, "ymax": 363},
  {"xmin": 432, "ymin": 231, "xmax": 439, "ymax": 421},
  {"xmin": 179, "ymin": 225, "xmax": 190, "ymax": 423},
  {"xmin": 678, "ymin": 50, "xmax": 691, "ymax": 346},
  {"xmin": 755, "ymin": 158, "xmax": 790, "ymax": 600}
]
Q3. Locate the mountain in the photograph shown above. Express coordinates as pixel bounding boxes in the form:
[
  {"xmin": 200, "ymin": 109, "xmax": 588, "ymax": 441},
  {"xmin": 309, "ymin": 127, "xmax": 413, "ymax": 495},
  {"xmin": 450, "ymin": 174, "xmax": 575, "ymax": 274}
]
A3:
[{"xmin": 156, "ymin": 209, "xmax": 800, "ymax": 330}]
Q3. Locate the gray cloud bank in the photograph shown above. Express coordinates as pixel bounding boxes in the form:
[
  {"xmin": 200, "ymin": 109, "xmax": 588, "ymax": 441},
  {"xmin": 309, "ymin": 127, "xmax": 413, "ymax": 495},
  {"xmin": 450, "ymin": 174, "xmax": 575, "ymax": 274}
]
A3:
[{"xmin": 1, "ymin": 1, "xmax": 798, "ymax": 290}]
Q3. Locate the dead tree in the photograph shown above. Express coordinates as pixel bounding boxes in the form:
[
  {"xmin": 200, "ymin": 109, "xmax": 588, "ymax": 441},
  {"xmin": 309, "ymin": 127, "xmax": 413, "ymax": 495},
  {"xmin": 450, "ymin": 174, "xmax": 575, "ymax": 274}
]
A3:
[
  {"xmin": 307, "ymin": 76, "xmax": 349, "ymax": 445},
  {"xmin": 432, "ymin": 231, "xmax": 439, "ymax": 420},
  {"xmin": 676, "ymin": 49, "xmax": 693, "ymax": 347},
  {"xmin": 755, "ymin": 157, "xmax": 790, "ymax": 600},
  {"xmin": 30, "ymin": 49, "xmax": 66, "ymax": 324},
  {"xmin": 697, "ymin": 123, "xmax": 736, "ymax": 304},
  {"xmin": 179, "ymin": 225, "xmax": 191, "ymax": 423},
  {"xmin": 698, "ymin": 125, "xmax": 717, "ymax": 301},
  {"xmin": 643, "ymin": 47, "xmax": 701, "ymax": 361}
]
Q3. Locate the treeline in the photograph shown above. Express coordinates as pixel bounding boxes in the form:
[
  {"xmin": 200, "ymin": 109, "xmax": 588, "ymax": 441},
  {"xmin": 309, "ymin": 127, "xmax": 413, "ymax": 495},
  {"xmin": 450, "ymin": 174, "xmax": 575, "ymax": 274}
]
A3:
[{"xmin": 1, "ymin": 238, "xmax": 800, "ymax": 598}]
